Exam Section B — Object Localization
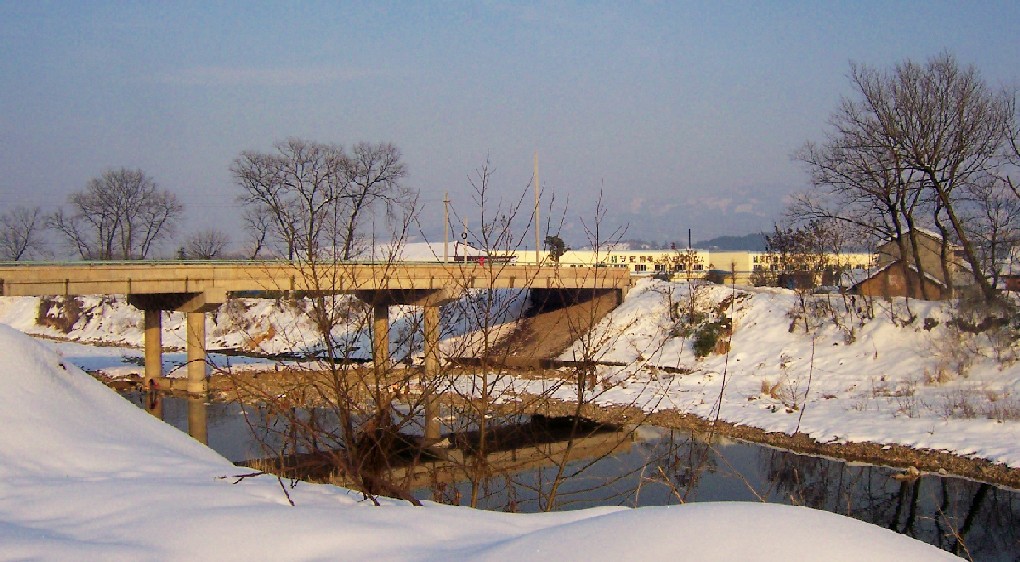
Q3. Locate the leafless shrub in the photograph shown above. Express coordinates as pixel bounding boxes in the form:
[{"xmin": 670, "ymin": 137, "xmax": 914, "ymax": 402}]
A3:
[
  {"xmin": 927, "ymin": 323, "xmax": 978, "ymax": 382},
  {"xmin": 37, "ymin": 296, "xmax": 83, "ymax": 333}
]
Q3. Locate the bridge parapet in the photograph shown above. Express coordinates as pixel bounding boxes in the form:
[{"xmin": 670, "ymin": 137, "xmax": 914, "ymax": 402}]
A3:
[{"xmin": 0, "ymin": 262, "xmax": 631, "ymax": 297}]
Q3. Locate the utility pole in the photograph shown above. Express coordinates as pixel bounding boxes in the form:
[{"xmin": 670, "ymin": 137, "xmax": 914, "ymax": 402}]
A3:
[
  {"xmin": 534, "ymin": 152, "xmax": 540, "ymax": 266},
  {"xmin": 443, "ymin": 192, "xmax": 450, "ymax": 263}
]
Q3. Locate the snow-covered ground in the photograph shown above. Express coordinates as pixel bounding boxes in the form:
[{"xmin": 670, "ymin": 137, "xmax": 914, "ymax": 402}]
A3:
[
  {"xmin": 0, "ymin": 324, "xmax": 954, "ymax": 560},
  {"xmin": 553, "ymin": 280, "xmax": 1020, "ymax": 468}
]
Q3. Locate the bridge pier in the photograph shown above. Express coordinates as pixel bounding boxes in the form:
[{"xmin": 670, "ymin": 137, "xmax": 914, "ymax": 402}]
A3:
[
  {"xmin": 186, "ymin": 312, "xmax": 207, "ymax": 394},
  {"xmin": 356, "ymin": 288, "xmax": 459, "ymax": 443},
  {"xmin": 143, "ymin": 309, "xmax": 166, "ymax": 390},
  {"xmin": 128, "ymin": 290, "xmax": 224, "ymax": 396},
  {"xmin": 372, "ymin": 303, "xmax": 390, "ymax": 372},
  {"xmin": 187, "ymin": 394, "xmax": 209, "ymax": 445},
  {"xmin": 423, "ymin": 305, "xmax": 441, "ymax": 442}
]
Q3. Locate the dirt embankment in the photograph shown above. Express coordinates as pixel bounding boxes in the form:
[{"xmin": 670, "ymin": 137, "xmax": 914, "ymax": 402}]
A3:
[{"xmin": 492, "ymin": 289, "xmax": 621, "ymax": 365}]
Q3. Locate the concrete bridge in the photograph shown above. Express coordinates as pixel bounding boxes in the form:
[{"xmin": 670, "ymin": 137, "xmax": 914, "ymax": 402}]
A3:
[{"xmin": 0, "ymin": 262, "xmax": 631, "ymax": 405}]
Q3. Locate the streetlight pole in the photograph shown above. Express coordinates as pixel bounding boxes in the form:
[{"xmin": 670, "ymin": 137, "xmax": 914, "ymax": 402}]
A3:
[
  {"xmin": 534, "ymin": 152, "xmax": 540, "ymax": 266},
  {"xmin": 443, "ymin": 192, "xmax": 450, "ymax": 263}
]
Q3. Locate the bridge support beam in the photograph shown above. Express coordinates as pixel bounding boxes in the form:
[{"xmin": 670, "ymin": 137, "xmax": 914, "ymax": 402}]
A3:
[
  {"xmin": 372, "ymin": 303, "xmax": 390, "ymax": 372},
  {"xmin": 130, "ymin": 290, "xmax": 223, "ymax": 396},
  {"xmin": 423, "ymin": 305, "xmax": 441, "ymax": 442},
  {"xmin": 186, "ymin": 312, "xmax": 208, "ymax": 395},
  {"xmin": 143, "ymin": 309, "xmax": 165, "ymax": 390},
  {"xmin": 355, "ymin": 288, "xmax": 460, "ymax": 444}
]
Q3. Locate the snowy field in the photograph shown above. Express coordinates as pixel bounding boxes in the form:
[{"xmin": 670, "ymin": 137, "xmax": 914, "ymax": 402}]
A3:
[{"xmin": 0, "ymin": 324, "xmax": 954, "ymax": 560}]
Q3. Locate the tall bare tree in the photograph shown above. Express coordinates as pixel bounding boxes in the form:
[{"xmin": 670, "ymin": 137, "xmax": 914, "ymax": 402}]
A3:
[
  {"xmin": 232, "ymin": 138, "xmax": 413, "ymax": 262},
  {"xmin": 336, "ymin": 142, "xmax": 411, "ymax": 260},
  {"xmin": 50, "ymin": 168, "xmax": 183, "ymax": 260},
  {"xmin": 0, "ymin": 206, "xmax": 47, "ymax": 261},
  {"xmin": 794, "ymin": 53, "xmax": 1017, "ymax": 301},
  {"xmin": 241, "ymin": 206, "xmax": 273, "ymax": 259}
]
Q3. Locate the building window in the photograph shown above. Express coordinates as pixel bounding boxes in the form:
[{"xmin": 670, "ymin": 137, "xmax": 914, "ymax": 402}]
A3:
[{"xmin": 635, "ymin": 264, "xmax": 647, "ymax": 272}]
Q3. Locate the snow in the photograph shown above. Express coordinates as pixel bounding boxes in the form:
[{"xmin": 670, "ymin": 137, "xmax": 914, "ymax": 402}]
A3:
[
  {"xmin": 4, "ymin": 277, "xmax": 1020, "ymax": 472},
  {"xmin": 552, "ymin": 279, "xmax": 1020, "ymax": 468},
  {"xmin": 0, "ymin": 324, "xmax": 951, "ymax": 560}
]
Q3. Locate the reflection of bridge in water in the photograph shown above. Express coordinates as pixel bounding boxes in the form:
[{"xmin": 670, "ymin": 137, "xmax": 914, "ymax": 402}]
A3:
[
  {"xmin": 246, "ymin": 414, "xmax": 636, "ymax": 493},
  {"xmin": 138, "ymin": 390, "xmax": 635, "ymax": 493}
]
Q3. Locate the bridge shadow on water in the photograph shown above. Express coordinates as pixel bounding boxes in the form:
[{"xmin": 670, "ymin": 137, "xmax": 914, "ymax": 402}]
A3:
[{"xmin": 126, "ymin": 391, "xmax": 1020, "ymax": 560}]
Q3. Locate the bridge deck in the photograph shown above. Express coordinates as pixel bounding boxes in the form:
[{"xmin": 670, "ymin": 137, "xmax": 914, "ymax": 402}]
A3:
[{"xmin": 0, "ymin": 262, "xmax": 631, "ymax": 297}]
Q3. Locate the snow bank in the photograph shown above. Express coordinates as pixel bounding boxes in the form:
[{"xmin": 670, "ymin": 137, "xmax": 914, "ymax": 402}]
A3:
[
  {"xmin": 0, "ymin": 323, "xmax": 948, "ymax": 560},
  {"xmin": 555, "ymin": 279, "xmax": 1020, "ymax": 468}
]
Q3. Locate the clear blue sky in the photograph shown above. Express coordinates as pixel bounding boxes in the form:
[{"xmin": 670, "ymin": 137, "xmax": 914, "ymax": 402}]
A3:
[{"xmin": 2, "ymin": 1, "xmax": 1018, "ymax": 251}]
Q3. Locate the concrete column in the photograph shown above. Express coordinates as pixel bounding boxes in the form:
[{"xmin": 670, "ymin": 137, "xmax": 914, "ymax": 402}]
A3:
[
  {"xmin": 143, "ymin": 309, "xmax": 165, "ymax": 390},
  {"xmin": 187, "ymin": 395, "xmax": 208, "ymax": 445},
  {"xmin": 423, "ymin": 305, "xmax": 441, "ymax": 442},
  {"xmin": 372, "ymin": 303, "xmax": 390, "ymax": 371},
  {"xmin": 186, "ymin": 311, "xmax": 208, "ymax": 395}
]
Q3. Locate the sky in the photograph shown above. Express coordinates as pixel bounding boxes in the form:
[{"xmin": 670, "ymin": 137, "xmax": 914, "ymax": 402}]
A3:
[{"xmin": 1, "ymin": 1, "xmax": 1019, "ymax": 253}]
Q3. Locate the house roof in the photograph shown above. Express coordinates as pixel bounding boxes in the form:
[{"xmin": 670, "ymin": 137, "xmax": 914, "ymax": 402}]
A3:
[
  {"xmin": 852, "ymin": 259, "xmax": 947, "ymax": 289},
  {"xmin": 877, "ymin": 227, "xmax": 960, "ymax": 249}
]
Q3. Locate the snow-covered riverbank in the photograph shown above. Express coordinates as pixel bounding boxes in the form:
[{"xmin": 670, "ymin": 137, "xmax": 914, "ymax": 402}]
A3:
[
  {"xmin": 0, "ymin": 324, "xmax": 953, "ymax": 560},
  {"xmin": 3, "ymin": 278, "xmax": 1019, "ymax": 471},
  {"xmin": 549, "ymin": 280, "xmax": 1020, "ymax": 469}
]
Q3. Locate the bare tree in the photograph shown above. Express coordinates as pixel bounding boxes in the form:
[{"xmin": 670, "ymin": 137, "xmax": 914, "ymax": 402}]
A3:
[
  {"xmin": 232, "ymin": 138, "xmax": 413, "ymax": 262},
  {"xmin": 795, "ymin": 53, "xmax": 1017, "ymax": 302},
  {"xmin": 50, "ymin": 168, "xmax": 183, "ymax": 260},
  {"xmin": 335, "ymin": 142, "xmax": 411, "ymax": 260},
  {"xmin": 232, "ymin": 139, "xmax": 343, "ymax": 261},
  {"xmin": 241, "ymin": 206, "xmax": 273, "ymax": 259},
  {"xmin": 182, "ymin": 228, "xmax": 231, "ymax": 260},
  {"xmin": 0, "ymin": 206, "xmax": 47, "ymax": 261}
]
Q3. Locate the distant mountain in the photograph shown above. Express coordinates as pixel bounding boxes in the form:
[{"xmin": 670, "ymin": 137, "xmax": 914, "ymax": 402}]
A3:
[{"xmin": 694, "ymin": 233, "xmax": 766, "ymax": 251}]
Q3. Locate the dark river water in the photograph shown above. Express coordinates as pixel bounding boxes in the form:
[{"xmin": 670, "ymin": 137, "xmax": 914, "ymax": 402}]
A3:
[{"xmin": 126, "ymin": 392, "xmax": 1020, "ymax": 561}]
